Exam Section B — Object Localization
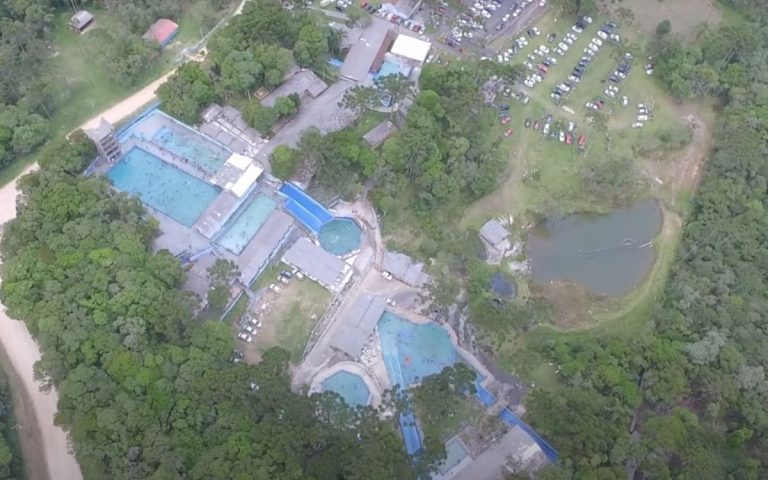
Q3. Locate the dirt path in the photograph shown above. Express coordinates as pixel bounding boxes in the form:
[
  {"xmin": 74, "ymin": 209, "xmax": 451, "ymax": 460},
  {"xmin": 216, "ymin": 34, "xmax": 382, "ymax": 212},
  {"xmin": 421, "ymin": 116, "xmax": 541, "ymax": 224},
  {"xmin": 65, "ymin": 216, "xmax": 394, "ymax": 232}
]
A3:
[
  {"xmin": 641, "ymin": 106, "xmax": 713, "ymax": 206},
  {"xmin": 78, "ymin": 70, "xmax": 176, "ymax": 132}
]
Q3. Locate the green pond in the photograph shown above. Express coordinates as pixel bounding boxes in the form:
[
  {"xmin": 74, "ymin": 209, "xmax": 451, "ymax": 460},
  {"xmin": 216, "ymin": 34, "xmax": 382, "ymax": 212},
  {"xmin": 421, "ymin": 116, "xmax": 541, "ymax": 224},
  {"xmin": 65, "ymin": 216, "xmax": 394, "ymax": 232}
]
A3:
[{"xmin": 528, "ymin": 198, "xmax": 663, "ymax": 297}]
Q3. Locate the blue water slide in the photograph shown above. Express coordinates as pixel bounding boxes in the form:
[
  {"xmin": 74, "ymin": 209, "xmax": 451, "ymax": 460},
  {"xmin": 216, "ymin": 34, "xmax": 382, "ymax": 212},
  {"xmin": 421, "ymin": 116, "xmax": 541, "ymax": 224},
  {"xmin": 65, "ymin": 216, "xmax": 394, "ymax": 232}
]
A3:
[
  {"xmin": 475, "ymin": 381, "xmax": 496, "ymax": 407},
  {"xmin": 499, "ymin": 408, "xmax": 559, "ymax": 462},
  {"xmin": 284, "ymin": 200, "xmax": 325, "ymax": 233},
  {"xmin": 279, "ymin": 183, "xmax": 332, "ymax": 225}
]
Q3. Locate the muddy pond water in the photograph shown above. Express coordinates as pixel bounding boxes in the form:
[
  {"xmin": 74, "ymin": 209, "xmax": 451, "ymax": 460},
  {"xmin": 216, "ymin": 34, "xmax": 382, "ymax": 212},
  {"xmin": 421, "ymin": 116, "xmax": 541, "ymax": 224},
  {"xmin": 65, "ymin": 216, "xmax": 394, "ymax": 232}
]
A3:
[{"xmin": 528, "ymin": 198, "xmax": 663, "ymax": 297}]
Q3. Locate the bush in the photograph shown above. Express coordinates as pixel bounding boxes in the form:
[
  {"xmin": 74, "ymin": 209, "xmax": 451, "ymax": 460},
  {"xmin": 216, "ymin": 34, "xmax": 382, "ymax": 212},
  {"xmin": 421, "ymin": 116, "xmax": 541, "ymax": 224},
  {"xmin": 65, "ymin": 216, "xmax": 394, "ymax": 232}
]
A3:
[
  {"xmin": 656, "ymin": 19, "xmax": 672, "ymax": 36},
  {"xmin": 270, "ymin": 145, "xmax": 300, "ymax": 180}
]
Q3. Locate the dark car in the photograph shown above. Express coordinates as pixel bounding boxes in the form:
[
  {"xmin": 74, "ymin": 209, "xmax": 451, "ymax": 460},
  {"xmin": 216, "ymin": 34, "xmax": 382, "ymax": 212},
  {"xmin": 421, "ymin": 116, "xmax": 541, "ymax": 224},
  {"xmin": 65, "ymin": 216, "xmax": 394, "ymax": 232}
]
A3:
[
  {"xmin": 547, "ymin": 33, "xmax": 557, "ymax": 43},
  {"xmin": 525, "ymin": 118, "xmax": 532, "ymax": 127}
]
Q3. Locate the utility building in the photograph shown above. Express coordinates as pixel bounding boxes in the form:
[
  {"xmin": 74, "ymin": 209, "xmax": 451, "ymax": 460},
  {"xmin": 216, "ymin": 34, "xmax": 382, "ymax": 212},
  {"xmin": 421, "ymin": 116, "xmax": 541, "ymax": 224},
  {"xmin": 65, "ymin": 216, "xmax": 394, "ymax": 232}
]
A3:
[{"xmin": 85, "ymin": 119, "xmax": 121, "ymax": 162}]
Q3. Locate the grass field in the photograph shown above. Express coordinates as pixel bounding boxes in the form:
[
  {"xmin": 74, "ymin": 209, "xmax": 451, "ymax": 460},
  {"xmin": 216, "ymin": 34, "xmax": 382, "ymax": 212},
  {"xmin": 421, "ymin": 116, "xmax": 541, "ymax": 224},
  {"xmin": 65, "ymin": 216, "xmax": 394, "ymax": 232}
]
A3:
[{"xmin": 244, "ymin": 276, "xmax": 331, "ymax": 364}]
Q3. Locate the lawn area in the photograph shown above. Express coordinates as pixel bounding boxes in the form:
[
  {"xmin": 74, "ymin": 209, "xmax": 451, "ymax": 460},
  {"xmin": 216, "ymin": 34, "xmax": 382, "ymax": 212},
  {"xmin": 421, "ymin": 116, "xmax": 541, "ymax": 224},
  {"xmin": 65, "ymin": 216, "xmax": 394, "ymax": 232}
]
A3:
[{"xmin": 243, "ymin": 275, "xmax": 331, "ymax": 364}]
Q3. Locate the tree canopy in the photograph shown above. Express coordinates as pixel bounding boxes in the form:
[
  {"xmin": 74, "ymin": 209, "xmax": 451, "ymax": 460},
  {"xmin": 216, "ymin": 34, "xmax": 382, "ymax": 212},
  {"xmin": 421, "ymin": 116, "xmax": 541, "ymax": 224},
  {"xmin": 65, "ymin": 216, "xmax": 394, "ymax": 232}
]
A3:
[{"xmin": 0, "ymin": 136, "xmax": 416, "ymax": 479}]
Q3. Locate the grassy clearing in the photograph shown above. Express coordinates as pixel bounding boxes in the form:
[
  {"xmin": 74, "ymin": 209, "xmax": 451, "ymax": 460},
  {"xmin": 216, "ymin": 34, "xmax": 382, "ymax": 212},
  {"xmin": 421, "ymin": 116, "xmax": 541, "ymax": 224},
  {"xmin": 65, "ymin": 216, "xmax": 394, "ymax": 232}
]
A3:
[
  {"xmin": 246, "ymin": 277, "xmax": 331, "ymax": 363},
  {"xmin": 602, "ymin": 0, "xmax": 722, "ymax": 42}
]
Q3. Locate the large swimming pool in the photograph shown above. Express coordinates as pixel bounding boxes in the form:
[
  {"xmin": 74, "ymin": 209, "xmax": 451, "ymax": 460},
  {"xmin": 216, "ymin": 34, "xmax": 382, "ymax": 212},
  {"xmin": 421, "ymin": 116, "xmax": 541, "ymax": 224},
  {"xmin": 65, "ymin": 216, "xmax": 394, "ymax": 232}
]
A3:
[
  {"xmin": 322, "ymin": 371, "xmax": 370, "ymax": 407},
  {"xmin": 378, "ymin": 311, "xmax": 457, "ymax": 387},
  {"xmin": 153, "ymin": 125, "xmax": 229, "ymax": 173},
  {"xmin": 318, "ymin": 218, "xmax": 362, "ymax": 256},
  {"xmin": 107, "ymin": 147, "xmax": 220, "ymax": 227},
  {"xmin": 216, "ymin": 195, "xmax": 277, "ymax": 254}
]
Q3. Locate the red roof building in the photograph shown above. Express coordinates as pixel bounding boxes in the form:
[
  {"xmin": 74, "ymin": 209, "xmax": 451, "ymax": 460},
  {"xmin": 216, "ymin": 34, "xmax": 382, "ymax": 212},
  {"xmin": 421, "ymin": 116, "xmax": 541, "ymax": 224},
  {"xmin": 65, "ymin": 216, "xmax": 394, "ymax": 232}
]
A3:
[{"xmin": 143, "ymin": 19, "xmax": 179, "ymax": 47}]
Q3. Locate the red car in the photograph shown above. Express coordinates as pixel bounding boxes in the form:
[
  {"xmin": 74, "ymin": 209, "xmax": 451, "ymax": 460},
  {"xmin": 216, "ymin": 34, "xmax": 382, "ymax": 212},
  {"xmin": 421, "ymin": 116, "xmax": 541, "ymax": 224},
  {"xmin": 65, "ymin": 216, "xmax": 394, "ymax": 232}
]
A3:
[
  {"xmin": 578, "ymin": 134, "xmax": 587, "ymax": 146},
  {"xmin": 565, "ymin": 132, "xmax": 573, "ymax": 145},
  {"xmin": 504, "ymin": 128, "xmax": 514, "ymax": 137},
  {"xmin": 533, "ymin": 121, "xmax": 541, "ymax": 130},
  {"xmin": 500, "ymin": 116, "xmax": 511, "ymax": 125}
]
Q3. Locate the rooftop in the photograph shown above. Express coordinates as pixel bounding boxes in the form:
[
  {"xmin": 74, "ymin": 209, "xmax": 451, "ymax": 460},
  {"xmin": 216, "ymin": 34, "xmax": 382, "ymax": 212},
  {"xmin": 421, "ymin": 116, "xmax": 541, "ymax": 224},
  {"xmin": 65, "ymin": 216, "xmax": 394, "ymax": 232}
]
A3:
[
  {"xmin": 382, "ymin": 251, "xmax": 427, "ymax": 287},
  {"xmin": 85, "ymin": 118, "xmax": 114, "ymax": 143},
  {"xmin": 390, "ymin": 34, "xmax": 432, "ymax": 64},
  {"xmin": 330, "ymin": 294, "xmax": 386, "ymax": 358},
  {"xmin": 283, "ymin": 237, "xmax": 347, "ymax": 288},
  {"xmin": 143, "ymin": 19, "xmax": 178, "ymax": 45},
  {"xmin": 340, "ymin": 20, "xmax": 392, "ymax": 81},
  {"xmin": 262, "ymin": 69, "xmax": 329, "ymax": 107},
  {"xmin": 237, "ymin": 210, "xmax": 295, "ymax": 285},
  {"xmin": 479, "ymin": 219, "xmax": 509, "ymax": 247},
  {"xmin": 70, "ymin": 10, "xmax": 94, "ymax": 30},
  {"xmin": 362, "ymin": 120, "xmax": 397, "ymax": 147}
]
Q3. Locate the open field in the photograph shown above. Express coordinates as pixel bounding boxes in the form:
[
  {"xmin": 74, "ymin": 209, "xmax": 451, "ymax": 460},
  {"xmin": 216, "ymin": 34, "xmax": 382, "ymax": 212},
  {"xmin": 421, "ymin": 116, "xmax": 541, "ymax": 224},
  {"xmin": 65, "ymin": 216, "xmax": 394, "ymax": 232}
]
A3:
[
  {"xmin": 240, "ymin": 276, "xmax": 331, "ymax": 364},
  {"xmin": 600, "ymin": 0, "xmax": 721, "ymax": 41}
]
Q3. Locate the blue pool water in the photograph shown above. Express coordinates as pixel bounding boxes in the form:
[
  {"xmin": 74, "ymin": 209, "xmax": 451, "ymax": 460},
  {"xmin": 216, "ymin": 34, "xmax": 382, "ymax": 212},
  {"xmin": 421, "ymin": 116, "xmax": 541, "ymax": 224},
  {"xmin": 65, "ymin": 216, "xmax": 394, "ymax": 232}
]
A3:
[
  {"xmin": 379, "ymin": 311, "xmax": 457, "ymax": 387},
  {"xmin": 216, "ymin": 195, "xmax": 277, "ymax": 254},
  {"xmin": 153, "ymin": 126, "xmax": 229, "ymax": 173},
  {"xmin": 318, "ymin": 218, "xmax": 362, "ymax": 256},
  {"xmin": 107, "ymin": 147, "xmax": 220, "ymax": 227},
  {"xmin": 322, "ymin": 371, "xmax": 370, "ymax": 407}
]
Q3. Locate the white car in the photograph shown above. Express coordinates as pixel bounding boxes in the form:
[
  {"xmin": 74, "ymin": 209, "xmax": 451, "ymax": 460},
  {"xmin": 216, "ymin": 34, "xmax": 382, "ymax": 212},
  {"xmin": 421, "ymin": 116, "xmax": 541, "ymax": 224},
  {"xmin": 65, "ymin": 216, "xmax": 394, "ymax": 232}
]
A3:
[
  {"xmin": 567, "ymin": 121, "xmax": 575, "ymax": 132},
  {"xmin": 583, "ymin": 16, "xmax": 593, "ymax": 24},
  {"xmin": 502, "ymin": 13, "xmax": 510, "ymax": 22},
  {"xmin": 524, "ymin": 79, "xmax": 535, "ymax": 88},
  {"xmin": 558, "ymin": 42, "xmax": 568, "ymax": 50},
  {"xmin": 589, "ymin": 42, "xmax": 599, "ymax": 51},
  {"xmin": 538, "ymin": 0, "xmax": 546, "ymax": 5},
  {"xmin": 637, "ymin": 114, "xmax": 649, "ymax": 121},
  {"xmin": 584, "ymin": 48, "xmax": 595, "ymax": 56},
  {"xmin": 621, "ymin": 96, "xmax": 628, "ymax": 107},
  {"xmin": 597, "ymin": 30, "xmax": 608, "ymax": 39},
  {"xmin": 540, "ymin": 45, "xmax": 550, "ymax": 54},
  {"xmin": 572, "ymin": 25, "xmax": 583, "ymax": 33},
  {"xmin": 592, "ymin": 37, "xmax": 603, "ymax": 46},
  {"xmin": 237, "ymin": 332, "xmax": 253, "ymax": 343},
  {"xmin": 269, "ymin": 283, "xmax": 281, "ymax": 293},
  {"xmin": 632, "ymin": 122, "xmax": 644, "ymax": 128},
  {"xmin": 547, "ymin": 56, "xmax": 557, "ymax": 64},
  {"xmin": 555, "ymin": 47, "xmax": 565, "ymax": 56},
  {"xmin": 558, "ymin": 130, "xmax": 565, "ymax": 142},
  {"xmin": 564, "ymin": 37, "xmax": 574, "ymax": 45}
]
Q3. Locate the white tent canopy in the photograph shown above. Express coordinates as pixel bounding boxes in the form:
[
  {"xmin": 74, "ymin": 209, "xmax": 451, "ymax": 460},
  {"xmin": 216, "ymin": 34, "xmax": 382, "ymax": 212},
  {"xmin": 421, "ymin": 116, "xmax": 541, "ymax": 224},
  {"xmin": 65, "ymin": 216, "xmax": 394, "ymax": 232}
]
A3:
[{"xmin": 390, "ymin": 34, "xmax": 432, "ymax": 64}]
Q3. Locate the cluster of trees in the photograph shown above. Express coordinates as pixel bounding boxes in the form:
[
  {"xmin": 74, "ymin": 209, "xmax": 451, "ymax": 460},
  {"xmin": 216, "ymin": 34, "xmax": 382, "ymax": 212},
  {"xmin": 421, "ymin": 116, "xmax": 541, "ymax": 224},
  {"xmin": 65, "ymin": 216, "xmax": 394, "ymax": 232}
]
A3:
[
  {"xmin": 1, "ymin": 135, "xmax": 418, "ymax": 479},
  {"xmin": 159, "ymin": 0, "xmax": 337, "ymax": 125},
  {"xmin": 86, "ymin": 0, "xmax": 235, "ymax": 87},
  {"xmin": 244, "ymin": 93, "xmax": 301, "ymax": 134},
  {"xmin": 466, "ymin": 260, "xmax": 553, "ymax": 349},
  {"xmin": 519, "ymin": 14, "xmax": 768, "ymax": 479},
  {"xmin": 0, "ymin": 373, "xmax": 24, "ymax": 479},
  {"xmin": 411, "ymin": 364, "xmax": 477, "ymax": 471},
  {"xmin": 373, "ymin": 61, "xmax": 505, "ymax": 215},
  {"xmin": 653, "ymin": 22, "xmax": 763, "ymax": 99},
  {"xmin": 0, "ymin": 0, "xmax": 56, "ymax": 168}
]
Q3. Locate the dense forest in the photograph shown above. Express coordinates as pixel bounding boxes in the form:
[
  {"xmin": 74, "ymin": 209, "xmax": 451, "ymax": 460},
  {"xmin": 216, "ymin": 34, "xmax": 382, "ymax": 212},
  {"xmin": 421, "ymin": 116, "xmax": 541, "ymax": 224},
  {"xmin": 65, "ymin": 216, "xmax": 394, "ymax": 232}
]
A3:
[
  {"xmin": 0, "ymin": 0, "xmax": 56, "ymax": 169},
  {"xmin": 518, "ymin": 8, "xmax": 768, "ymax": 479},
  {"xmin": 0, "ymin": 136, "xmax": 415, "ymax": 479},
  {"xmin": 0, "ymin": 372, "xmax": 24, "ymax": 479}
]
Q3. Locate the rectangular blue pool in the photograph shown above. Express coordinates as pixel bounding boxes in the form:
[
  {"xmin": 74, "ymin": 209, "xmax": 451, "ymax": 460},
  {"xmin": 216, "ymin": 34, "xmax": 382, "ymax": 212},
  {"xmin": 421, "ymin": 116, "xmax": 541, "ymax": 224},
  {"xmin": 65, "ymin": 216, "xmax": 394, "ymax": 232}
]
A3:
[
  {"xmin": 107, "ymin": 147, "xmax": 220, "ymax": 227},
  {"xmin": 216, "ymin": 195, "xmax": 277, "ymax": 254},
  {"xmin": 153, "ymin": 125, "xmax": 229, "ymax": 173}
]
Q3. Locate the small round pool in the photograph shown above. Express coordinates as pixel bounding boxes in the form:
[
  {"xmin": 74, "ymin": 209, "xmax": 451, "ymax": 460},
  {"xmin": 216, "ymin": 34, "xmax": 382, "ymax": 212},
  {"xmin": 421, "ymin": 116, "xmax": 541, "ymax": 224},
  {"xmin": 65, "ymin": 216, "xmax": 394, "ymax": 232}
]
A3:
[
  {"xmin": 322, "ymin": 371, "xmax": 370, "ymax": 407},
  {"xmin": 318, "ymin": 218, "xmax": 362, "ymax": 256}
]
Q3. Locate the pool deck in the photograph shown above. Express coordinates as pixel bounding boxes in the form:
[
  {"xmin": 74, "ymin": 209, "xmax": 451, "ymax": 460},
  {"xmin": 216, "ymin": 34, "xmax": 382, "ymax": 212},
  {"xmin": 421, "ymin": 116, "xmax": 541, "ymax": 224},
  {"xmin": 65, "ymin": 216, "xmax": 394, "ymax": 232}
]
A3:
[{"xmin": 308, "ymin": 360, "xmax": 383, "ymax": 407}]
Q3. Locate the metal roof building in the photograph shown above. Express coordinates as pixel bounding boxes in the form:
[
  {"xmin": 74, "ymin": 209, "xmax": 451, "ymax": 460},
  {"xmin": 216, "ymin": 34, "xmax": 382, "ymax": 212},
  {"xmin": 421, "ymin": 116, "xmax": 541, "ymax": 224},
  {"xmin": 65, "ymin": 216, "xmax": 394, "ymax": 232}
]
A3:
[
  {"xmin": 283, "ymin": 238, "xmax": 347, "ymax": 289},
  {"xmin": 382, "ymin": 251, "xmax": 427, "ymax": 287},
  {"xmin": 143, "ymin": 19, "xmax": 179, "ymax": 47},
  {"xmin": 479, "ymin": 219, "xmax": 509, "ymax": 248},
  {"xmin": 329, "ymin": 294, "xmax": 386, "ymax": 358}
]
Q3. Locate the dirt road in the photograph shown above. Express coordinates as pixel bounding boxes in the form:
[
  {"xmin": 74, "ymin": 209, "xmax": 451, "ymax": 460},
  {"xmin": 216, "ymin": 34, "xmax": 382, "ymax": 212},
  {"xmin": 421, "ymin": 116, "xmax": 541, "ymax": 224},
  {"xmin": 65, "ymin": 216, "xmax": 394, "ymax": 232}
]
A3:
[{"xmin": 78, "ymin": 70, "xmax": 176, "ymax": 132}]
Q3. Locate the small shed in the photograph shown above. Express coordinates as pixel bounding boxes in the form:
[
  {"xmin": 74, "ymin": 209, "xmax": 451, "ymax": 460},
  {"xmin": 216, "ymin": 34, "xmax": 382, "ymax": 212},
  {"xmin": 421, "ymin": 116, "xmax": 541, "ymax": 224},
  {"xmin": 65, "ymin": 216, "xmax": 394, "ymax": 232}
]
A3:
[
  {"xmin": 143, "ymin": 19, "xmax": 179, "ymax": 48},
  {"xmin": 70, "ymin": 10, "xmax": 94, "ymax": 33},
  {"xmin": 479, "ymin": 219, "xmax": 509, "ymax": 249},
  {"xmin": 362, "ymin": 120, "xmax": 397, "ymax": 148}
]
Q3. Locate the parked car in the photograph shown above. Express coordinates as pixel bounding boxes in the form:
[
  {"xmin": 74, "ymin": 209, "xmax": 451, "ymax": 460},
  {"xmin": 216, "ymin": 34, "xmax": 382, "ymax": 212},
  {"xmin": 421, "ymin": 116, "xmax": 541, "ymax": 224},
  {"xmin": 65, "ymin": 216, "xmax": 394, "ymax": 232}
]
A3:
[
  {"xmin": 504, "ymin": 128, "xmax": 514, "ymax": 137},
  {"xmin": 237, "ymin": 332, "xmax": 253, "ymax": 343},
  {"xmin": 632, "ymin": 122, "xmax": 644, "ymax": 128},
  {"xmin": 525, "ymin": 118, "xmax": 532, "ymax": 127}
]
